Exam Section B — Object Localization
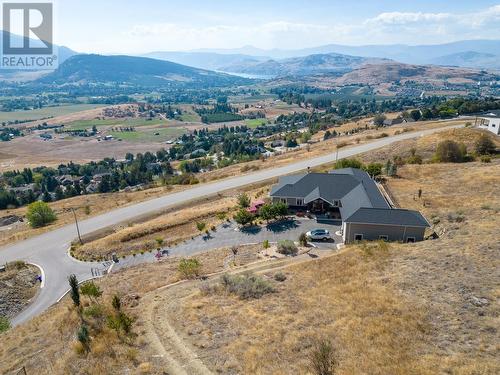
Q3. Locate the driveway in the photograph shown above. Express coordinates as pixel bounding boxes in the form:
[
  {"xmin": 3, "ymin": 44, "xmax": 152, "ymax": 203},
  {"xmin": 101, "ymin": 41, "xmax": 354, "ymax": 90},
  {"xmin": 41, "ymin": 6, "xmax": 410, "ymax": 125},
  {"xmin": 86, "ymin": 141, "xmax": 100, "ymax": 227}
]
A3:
[{"xmin": 114, "ymin": 218, "xmax": 341, "ymax": 270}]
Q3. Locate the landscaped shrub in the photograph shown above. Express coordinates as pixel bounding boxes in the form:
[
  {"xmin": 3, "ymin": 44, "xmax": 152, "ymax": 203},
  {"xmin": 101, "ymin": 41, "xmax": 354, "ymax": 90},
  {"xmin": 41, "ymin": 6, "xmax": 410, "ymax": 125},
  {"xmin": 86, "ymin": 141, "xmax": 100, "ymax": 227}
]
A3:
[
  {"xmin": 178, "ymin": 258, "xmax": 202, "ymax": 279},
  {"xmin": 298, "ymin": 233, "xmax": 308, "ymax": 246},
  {"xmin": 220, "ymin": 273, "xmax": 274, "ymax": 299},
  {"xmin": 277, "ymin": 240, "xmax": 298, "ymax": 256}
]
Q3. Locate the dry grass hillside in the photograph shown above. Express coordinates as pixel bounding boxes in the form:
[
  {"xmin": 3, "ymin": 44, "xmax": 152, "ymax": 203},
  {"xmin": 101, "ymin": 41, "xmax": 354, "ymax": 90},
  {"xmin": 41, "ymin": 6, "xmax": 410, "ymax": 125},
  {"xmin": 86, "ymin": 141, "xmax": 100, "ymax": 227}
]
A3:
[{"xmin": 160, "ymin": 160, "xmax": 499, "ymax": 374}]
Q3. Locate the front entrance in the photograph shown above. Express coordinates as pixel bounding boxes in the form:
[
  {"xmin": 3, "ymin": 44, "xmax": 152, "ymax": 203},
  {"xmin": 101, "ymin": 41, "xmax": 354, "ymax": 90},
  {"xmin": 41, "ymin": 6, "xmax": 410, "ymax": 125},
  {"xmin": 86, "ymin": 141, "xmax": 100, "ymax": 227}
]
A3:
[{"xmin": 307, "ymin": 198, "xmax": 341, "ymax": 223}]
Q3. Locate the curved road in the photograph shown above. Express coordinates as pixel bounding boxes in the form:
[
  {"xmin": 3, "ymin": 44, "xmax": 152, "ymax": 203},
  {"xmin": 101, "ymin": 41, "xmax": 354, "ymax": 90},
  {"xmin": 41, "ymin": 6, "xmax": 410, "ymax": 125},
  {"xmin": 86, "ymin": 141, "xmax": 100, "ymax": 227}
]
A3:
[{"xmin": 0, "ymin": 124, "xmax": 462, "ymax": 326}]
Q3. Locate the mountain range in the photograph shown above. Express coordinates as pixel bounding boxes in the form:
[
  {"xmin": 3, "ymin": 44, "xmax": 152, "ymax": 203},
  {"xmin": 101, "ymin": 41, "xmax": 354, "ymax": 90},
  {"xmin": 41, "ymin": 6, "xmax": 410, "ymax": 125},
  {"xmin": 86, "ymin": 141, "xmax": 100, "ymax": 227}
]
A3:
[{"xmin": 147, "ymin": 40, "xmax": 500, "ymax": 73}]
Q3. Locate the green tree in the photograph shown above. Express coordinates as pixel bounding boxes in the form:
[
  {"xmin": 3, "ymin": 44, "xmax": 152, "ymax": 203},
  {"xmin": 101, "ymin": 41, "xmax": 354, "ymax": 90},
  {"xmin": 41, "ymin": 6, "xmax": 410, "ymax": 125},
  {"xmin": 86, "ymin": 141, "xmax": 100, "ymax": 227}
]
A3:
[
  {"xmin": 259, "ymin": 203, "xmax": 275, "ymax": 222},
  {"xmin": 364, "ymin": 163, "xmax": 383, "ymax": 177},
  {"xmin": 435, "ymin": 140, "xmax": 466, "ymax": 162},
  {"xmin": 26, "ymin": 201, "xmax": 56, "ymax": 228},
  {"xmin": 410, "ymin": 109, "xmax": 421, "ymax": 121},
  {"xmin": 68, "ymin": 274, "xmax": 80, "ymax": 308},
  {"xmin": 373, "ymin": 114, "xmax": 387, "ymax": 127},
  {"xmin": 77, "ymin": 324, "xmax": 91, "ymax": 353},
  {"xmin": 80, "ymin": 281, "xmax": 102, "ymax": 302},
  {"xmin": 234, "ymin": 208, "xmax": 254, "ymax": 226},
  {"xmin": 474, "ymin": 134, "xmax": 495, "ymax": 155},
  {"xmin": 273, "ymin": 201, "xmax": 288, "ymax": 220},
  {"xmin": 237, "ymin": 193, "xmax": 251, "ymax": 208}
]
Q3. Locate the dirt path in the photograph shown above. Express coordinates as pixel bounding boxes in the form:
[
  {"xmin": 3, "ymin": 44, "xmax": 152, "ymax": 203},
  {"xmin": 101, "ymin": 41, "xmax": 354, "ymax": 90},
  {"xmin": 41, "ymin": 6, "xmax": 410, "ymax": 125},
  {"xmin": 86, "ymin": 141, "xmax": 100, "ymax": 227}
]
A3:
[{"xmin": 141, "ymin": 249, "xmax": 339, "ymax": 374}]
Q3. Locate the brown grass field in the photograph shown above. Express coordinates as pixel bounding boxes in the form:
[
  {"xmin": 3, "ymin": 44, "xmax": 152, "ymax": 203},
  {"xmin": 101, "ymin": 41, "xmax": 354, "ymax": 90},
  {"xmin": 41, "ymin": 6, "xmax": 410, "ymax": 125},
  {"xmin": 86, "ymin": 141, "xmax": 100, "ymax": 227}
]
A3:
[
  {"xmin": 0, "ymin": 125, "xmax": 498, "ymax": 374},
  {"xmin": 162, "ymin": 160, "xmax": 500, "ymax": 374}
]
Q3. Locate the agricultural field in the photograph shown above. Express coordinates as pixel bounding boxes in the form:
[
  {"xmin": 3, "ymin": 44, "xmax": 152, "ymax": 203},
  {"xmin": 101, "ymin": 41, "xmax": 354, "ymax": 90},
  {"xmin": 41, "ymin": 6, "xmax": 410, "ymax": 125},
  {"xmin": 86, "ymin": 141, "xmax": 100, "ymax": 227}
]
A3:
[
  {"xmin": 245, "ymin": 118, "xmax": 268, "ymax": 128},
  {"xmin": 0, "ymin": 104, "xmax": 106, "ymax": 123},
  {"xmin": 109, "ymin": 126, "xmax": 186, "ymax": 142}
]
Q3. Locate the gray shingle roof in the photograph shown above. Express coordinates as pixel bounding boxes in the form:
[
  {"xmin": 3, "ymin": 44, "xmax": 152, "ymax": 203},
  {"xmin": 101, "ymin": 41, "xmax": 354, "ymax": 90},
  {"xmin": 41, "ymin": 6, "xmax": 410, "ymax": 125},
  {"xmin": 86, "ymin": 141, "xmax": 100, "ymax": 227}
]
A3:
[
  {"xmin": 344, "ymin": 208, "xmax": 430, "ymax": 227},
  {"xmin": 271, "ymin": 168, "xmax": 390, "ymax": 210}
]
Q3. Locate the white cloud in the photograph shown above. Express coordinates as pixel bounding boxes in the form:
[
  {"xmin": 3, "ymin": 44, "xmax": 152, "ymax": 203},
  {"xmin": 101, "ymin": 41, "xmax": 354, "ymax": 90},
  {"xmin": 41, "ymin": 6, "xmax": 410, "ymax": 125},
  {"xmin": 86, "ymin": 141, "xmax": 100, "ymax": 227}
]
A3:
[
  {"xmin": 367, "ymin": 11, "xmax": 452, "ymax": 25},
  {"xmin": 79, "ymin": 5, "xmax": 500, "ymax": 53}
]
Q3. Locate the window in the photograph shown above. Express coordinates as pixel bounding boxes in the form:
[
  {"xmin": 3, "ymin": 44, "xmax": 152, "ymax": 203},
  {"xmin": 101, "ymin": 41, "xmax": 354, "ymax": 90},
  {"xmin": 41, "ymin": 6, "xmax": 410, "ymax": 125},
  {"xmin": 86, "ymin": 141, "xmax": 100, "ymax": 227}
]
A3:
[
  {"xmin": 296, "ymin": 198, "xmax": 304, "ymax": 206},
  {"xmin": 379, "ymin": 235, "xmax": 388, "ymax": 241},
  {"xmin": 354, "ymin": 234, "xmax": 363, "ymax": 241},
  {"xmin": 280, "ymin": 198, "xmax": 287, "ymax": 204},
  {"xmin": 406, "ymin": 237, "xmax": 416, "ymax": 243}
]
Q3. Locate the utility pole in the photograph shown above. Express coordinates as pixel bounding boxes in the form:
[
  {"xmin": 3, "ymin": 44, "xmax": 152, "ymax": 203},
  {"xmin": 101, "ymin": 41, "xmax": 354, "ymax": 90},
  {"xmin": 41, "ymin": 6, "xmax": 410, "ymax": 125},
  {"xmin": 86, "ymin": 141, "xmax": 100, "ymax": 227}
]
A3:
[
  {"xmin": 335, "ymin": 139, "xmax": 339, "ymax": 162},
  {"xmin": 72, "ymin": 208, "xmax": 83, "ymax": 244}
]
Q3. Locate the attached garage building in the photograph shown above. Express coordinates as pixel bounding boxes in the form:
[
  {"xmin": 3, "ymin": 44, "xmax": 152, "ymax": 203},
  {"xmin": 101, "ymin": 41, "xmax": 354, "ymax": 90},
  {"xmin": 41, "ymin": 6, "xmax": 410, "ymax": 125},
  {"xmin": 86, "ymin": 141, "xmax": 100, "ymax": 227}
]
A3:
[{"xmin": 343, "ymin": 207, "xmax": 430, "ymax": 244}]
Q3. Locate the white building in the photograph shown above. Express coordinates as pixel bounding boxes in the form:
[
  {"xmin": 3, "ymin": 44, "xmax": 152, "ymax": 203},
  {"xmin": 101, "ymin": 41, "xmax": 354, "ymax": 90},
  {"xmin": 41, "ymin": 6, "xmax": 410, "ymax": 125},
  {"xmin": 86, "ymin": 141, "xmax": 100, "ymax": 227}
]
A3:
[{"xmin": 477, "ymin": 113, "xmax": 500, "ymax": 136}]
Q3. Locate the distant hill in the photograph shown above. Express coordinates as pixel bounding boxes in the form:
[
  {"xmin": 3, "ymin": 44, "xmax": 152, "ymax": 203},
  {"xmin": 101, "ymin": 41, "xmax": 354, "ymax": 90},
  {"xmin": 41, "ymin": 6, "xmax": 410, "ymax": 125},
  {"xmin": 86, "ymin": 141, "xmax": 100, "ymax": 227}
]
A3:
[
  {"xmin": 142, "ymin": 51, "xmax": 268, "ymax": 71},
  {"xmin": 319, "ymin": 61, "xmax": 498, "ymax": 86},
  {"xmin": 0, "ymin": 31, "xmax": 77, "ymax": 81},
  {"xmin": 430, "ymin": 51, "xmax": 500, "ymax": 70},
  {"xmin": 38, "ymin": 54, "xmax": 253, "ymax": 87},
  {"xmin": 194, "ymin": 40, "xmax": 500, "ymax": 70},
  {"xmin": 219, "ymin": 53, "xmax": 388, "ymax": 77}
]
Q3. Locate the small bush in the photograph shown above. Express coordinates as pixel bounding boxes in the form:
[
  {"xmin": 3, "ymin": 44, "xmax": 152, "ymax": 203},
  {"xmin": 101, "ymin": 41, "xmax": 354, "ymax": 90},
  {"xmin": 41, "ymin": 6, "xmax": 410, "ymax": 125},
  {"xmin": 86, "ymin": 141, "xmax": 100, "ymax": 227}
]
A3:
[
  {"xmin": 0, "ymin": 316, "xmax": 10, "ymax": 333},
  {"xmin": 298, "ymin": 233, "xmax": 308, "ymax": 246},
  {"xmin": 474, "ymin": 134, "xmax": 495, "ymax": 155},
  {"xmin": 435, "ymin": 140, "xmax": 467, "ymax": 163},
  {"xmin": 220, "ymin": 273, "xmax": 274, "ymax": 299},
  {"xmin": 308, "ymin": 339, "xmax": 338, "ymax": 375},
  {"xmin": 277, "ymin": 240, "xmax": 298, "ymax": 256},
  {"xmin": 263, "ymin": 239, "xmax": 270, "ymax": 249},
  {"xmin": 274, "ymin": 272, "xmax": 287, "ymax": 282},
  {"xmin": 83, "ymin": 304, "xmax": 103, "ymax": 318},
  {"xmin": 178, "ymin": 258, "xmax": 202, "ymax": 279},
  {"xmin": 480, "ymin": 155, "xmax": 491, "ymax": 163}
]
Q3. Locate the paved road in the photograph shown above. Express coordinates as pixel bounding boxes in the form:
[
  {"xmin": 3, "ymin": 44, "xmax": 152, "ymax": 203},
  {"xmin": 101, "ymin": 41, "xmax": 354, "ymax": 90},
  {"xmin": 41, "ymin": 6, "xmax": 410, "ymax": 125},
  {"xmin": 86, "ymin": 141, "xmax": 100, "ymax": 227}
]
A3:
[{"xmin": 0, "ymin": 124, "xmax": 462, "ymax": 325}]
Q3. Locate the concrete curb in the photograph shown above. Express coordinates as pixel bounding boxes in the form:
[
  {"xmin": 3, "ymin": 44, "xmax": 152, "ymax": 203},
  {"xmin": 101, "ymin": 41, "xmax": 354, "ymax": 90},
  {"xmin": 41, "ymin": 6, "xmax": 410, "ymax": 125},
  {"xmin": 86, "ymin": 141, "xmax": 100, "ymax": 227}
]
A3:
[{"xmin": 27, "ymin": 262, "xmax": 45, "ymax": 288}]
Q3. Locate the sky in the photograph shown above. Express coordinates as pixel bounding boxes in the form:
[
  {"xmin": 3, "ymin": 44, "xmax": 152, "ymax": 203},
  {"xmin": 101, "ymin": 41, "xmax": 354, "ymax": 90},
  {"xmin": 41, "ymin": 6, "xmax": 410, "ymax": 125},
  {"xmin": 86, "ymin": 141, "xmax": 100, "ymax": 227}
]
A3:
[{"xmin": 51, "ymin": 0, "xmax": 500, "ymax": 53}]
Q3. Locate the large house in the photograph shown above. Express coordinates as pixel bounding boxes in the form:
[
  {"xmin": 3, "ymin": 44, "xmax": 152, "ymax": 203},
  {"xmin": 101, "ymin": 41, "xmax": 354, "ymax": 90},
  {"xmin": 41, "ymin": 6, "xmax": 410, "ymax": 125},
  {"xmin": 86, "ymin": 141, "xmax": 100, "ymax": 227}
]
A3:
[{"xmin": 270, "ymin": 168, "xmax": 430, "ymax": 243}]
